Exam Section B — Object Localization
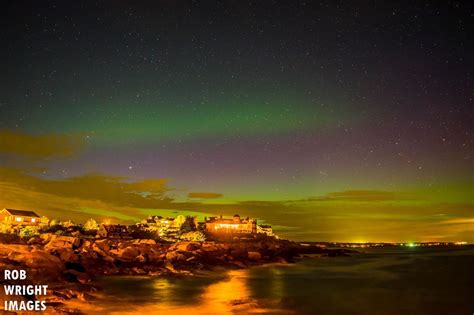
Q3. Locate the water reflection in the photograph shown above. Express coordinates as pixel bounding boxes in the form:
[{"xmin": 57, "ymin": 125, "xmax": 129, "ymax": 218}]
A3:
[
  {"xmin": 66, "ymin": 247, "xmax": 474, "ymax": 315},
  {"xmin": 70, "ymin": 269, "xmax": 281, "ymax": 315}
]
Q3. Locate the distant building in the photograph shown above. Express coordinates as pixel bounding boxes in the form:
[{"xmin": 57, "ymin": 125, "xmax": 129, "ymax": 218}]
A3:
[
  {"xmin": 98, "ymin": 224, "xmax": 131, "ymax": 239},
  {"xmin": 205, "ymin": 214, "xmax": 257, "ymax": 234},
  {"xmin": 0, "ymin": 208, "xmax": 41, "ymax": 226},
  {"xmin": 257, "ymin": 224, "xmax": 274, "ymax": 237},
  {"xmin": 142, "ymin": 215, "xmax": 179, "ymax": 236},
  {"xmin": 142, "ymin": 215, "xmax": 175, "ymax": 228}
]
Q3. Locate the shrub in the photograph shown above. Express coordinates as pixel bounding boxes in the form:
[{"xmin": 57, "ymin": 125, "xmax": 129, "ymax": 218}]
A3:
[
  {"xmin": 127, "ymin": 225, "xmax": 160, "ymax": 240},
  {"xmin": 83, "ymin": 218, "xmax": 99, "ymax": 231},
  {"xmin": 145, "ymin": 226, "xmax": 163, "ymax": 237},
  {"xmin": 179, "ymin": 231, "xmax": 206, "ymax": 242},
  {"xmin": 41, "ymin": 224, "xmax": 65, "ymax": 234},
  {"xmin": 49, "ymin": 219, "xmax": 60, "ymax": 226},
  {"xmin": 0, "ymin": 223, "xmax": 12, "ymax": 234},
  {"xmin": 19, "ymin": 226, "xmax": 40, "ymax": 238},
  {"xmin": 55, "ymin": 230, "xmax": 65, "ymax": 236}
]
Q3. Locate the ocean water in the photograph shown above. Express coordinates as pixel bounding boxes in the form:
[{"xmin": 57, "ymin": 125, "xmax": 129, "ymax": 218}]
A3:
[{"xmin": 74, "ymin": 246, "xmax": 474, "ymax": 314}]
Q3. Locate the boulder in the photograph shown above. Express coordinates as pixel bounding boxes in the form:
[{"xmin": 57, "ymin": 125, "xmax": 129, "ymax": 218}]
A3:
[
  {"xmin": 63, "ymin": 269, "xmax": 91, "ymax": 284},
  {"xmin": 94, "ymin": 239, "xmax": 111, "ymax": 251},
  {"xmin": 148, "ymin": 252, "xmax": 164, "ymax": 263},
  {"xmin": 230, "ymin": 248, "xmax": 248, "ymax": 259},
  {"xmin": 44, "ymin": 236, "xmax": 81, "ymax": 251},
  {"xmin": 136, "ymin": 254, "xmax": 146, "ymax": 263},
  {"xmin": 131, "ymin": 267, "xmax": 146, "ymax": 275},
  {"xmin": 92, "ymin": 243, "xmax": 109, "ymax": 257},
  {"xmin": 247, "ymin": 251, "xmax": 262, "ymax": 261},
  {"xmin": 56, "ymin": 236, "xmax": 82, "ymax": 248},
  {"xmin": 39, "ymin": 233, "xmax": 55, "ymax": 243},
  {"xmin": 7, "ymin": 248, "xmax": 64, "ymax": 280},
  {"xmin": 44, "ymin": 239, "xmax": 73, "ymax": 251},
  {"xmin": 8, "ymin": 248, "xmax": 62, "ymax": 269},
  {"xmin": 81, "ymin": 240, "xmax": 92, "ymax": 249},
  {"xmin": 165, "ymin": 251, "xmax": 178, "ymax": 261},
  {"xmin": 201, "ymin": 243, "xmax": 219, "ymax": 252},
  {"xmin": 233, "ymin": 260, "xmax": 247, "ymax": 268},
  {"xmin": 110, "ymin": 246, "xmax": 140, "ymax": 262},
  {"xmin": 173, "ymin": 242, "xmax": 201, "ymax": 252},
  {"xmin": 133, "ymin": 239, "xmax": 156, "ymax": 245},
  {"xmin": 27, "ymin": 236, "xmax": 43, "ymax": 245},
  {"xmin": 56, "ymin": 248, "xmax": 79, "ymax": 262},
  {"xmin": 165, "ymin": 251, "xmax": 186, "ymax": 262}
]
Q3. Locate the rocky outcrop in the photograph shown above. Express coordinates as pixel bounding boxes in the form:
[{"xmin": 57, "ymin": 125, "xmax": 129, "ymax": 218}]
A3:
[
  {"xmin": 0, "ymin": 235, "xmax": 352, "ymax": 313},
  {"xmin": 1, "ymin": 236, "xmax": 350, "ymax": 278},
  {"xmin": 1, "ymin": 244, "xmax": 64, "ymax": 281}
]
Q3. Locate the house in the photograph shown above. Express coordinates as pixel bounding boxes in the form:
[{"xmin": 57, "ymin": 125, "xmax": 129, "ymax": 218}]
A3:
[
  {"xmin": 205, "ymin": 214, "xmax": 257, "ymax": 234},
  {"xmin": 141, "ymin": 215, "xmax": 177, "ymax": 236},
  {"xmin": 142, "ymin": 215, "xmax": 175, "ymax": 228},
  {"xmin": 141, "ymin": 215, "xmax": 196, "ymax": 238},
  {"xmin": 98, "ymin": 224, "xmax": 131, "ymax": 239},
  {"xmin": 0, "ymin": 208, "xmax": 41, "ymax": 226},
  {"xmin": 257, "ymin": 224, "xmax": 274, "ymax": 237}
]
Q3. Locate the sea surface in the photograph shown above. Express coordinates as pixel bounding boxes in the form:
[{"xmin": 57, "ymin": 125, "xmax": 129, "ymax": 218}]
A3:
[{"xmin": 73, "ymin": 246, "xmax": 474, "ymax": 315}]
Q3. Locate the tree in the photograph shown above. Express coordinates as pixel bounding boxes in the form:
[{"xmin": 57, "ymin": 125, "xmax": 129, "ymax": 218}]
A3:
[
  {"xmin": 40, "ymin": 216, "xmax": 50, "ymax": 225},
  {"xmin": 172, "ymin": 215, "xmax": 186, "ymax": 228},
  {"xmin": 129, "ymin": 225, "xmax": 160, "ymax": 240},
  {"xmin": 84, "ymin": 218, "xmax": 99, "ymax": 231},
  {"xmin": 180, "ymin": 216, "xmax": 196, "ymax": 234},
  {"xmin": 49, "ymin": 219, "xmax": 60, "ymax": 226},
  {"xmin": 62, "ymin": 220, "xmax": 76, "ymax": 228},
  {"xmin": 0, "ymin": 223, "xmax": 11, "ymax": 234}
]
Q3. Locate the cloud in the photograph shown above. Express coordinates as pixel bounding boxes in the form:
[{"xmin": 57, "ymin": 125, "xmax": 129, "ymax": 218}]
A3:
[
  {"xmin": 438, "ymin": 218, "xmax": 474, "ymax": 225},
  {"xmin": 0, "ymin": 166, "xmax": 473, "ymax": 242},
  {"xmin": 0, "ymin": 167, "xmax": 178, "ymax": 210},
  {"xmin": 0, "ymin": 129, "xmax": 84, "ymax": 158},
  {"xmin": 302, "ymin": 190, "xmax": 418, "ymax": 202},
  {"xmin": 188, "ymin": 192, "xmax": 223, "ymax": 199}
]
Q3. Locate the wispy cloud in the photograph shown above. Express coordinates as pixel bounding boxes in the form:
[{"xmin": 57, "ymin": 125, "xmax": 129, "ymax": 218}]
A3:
[
  {"xmin": 188, "ymin": 192, "xmax": 223, "ymax": 199},
  {"xmin": 301, "ymin": 190, "xmax": 419, "ymax": 202},
  {"xmin": 0, "ymin": 129, "xmax": 84, "ymax": 158},
  {"xmin": 0, "ymin": 167, "xmax": 177, "ymax": 209},
  {"xmin": 0, "ymin": 167, "xmax": 472, "ymax": 242}
]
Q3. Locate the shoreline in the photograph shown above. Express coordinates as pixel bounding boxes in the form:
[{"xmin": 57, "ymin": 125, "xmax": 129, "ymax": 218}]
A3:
[
  {"xmin": 0, "ymin": 234, "xmax": 352, "ymax": 314},
  {"xmin": 61, "ymin": 263, "xmax": 300, "ymax": 315}
]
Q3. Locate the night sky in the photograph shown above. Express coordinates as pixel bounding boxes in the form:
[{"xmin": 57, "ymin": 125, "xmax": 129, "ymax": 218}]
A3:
[{"xmin": 0, "ymin": 1, "xmax": 473, "ymax": 242}]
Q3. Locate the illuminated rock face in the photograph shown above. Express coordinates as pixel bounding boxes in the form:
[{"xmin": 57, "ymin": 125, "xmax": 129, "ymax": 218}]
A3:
[{"xmin": 205, "ymin": 215, "xmax": 257, "ymax": 234}]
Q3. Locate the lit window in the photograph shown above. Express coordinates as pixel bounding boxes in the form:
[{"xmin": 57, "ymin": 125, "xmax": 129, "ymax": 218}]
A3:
[
  {"xmin": 31, "ymin": 218, "xmax": 36, "ymax": 223},
  {"xmin": 215, "ymin": 223, "xmax": 239, "ymax": 230},
  {"xmin": 15, "ymin": 217, "xmax": 22, "ymax": 222}
]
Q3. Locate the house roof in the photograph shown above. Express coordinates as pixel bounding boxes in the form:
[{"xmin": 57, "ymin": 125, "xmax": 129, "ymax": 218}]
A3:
[
  {"xmin": 206, "ymin": 216, "xmax": 255, "ymax": 224},
  {"xmin": 3, "ymin": 209, "xmax": 40, "ymax": 218}
]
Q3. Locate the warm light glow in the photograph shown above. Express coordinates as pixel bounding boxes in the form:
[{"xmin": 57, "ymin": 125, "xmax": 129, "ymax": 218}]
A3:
[
  {"xmin": 215, "ymin": 223, "xmax": 239, "ymax": 230},
  {"xmin": 31, "ymin": 218, "xmax": 36, "ymax": 222},
  {"xmin": 15, "ymin": 217, "xmax": 22, "ymax": 222},
  {"xmin": 408, "ymin": 243, "xmax": 416, "ymax": 247}
]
